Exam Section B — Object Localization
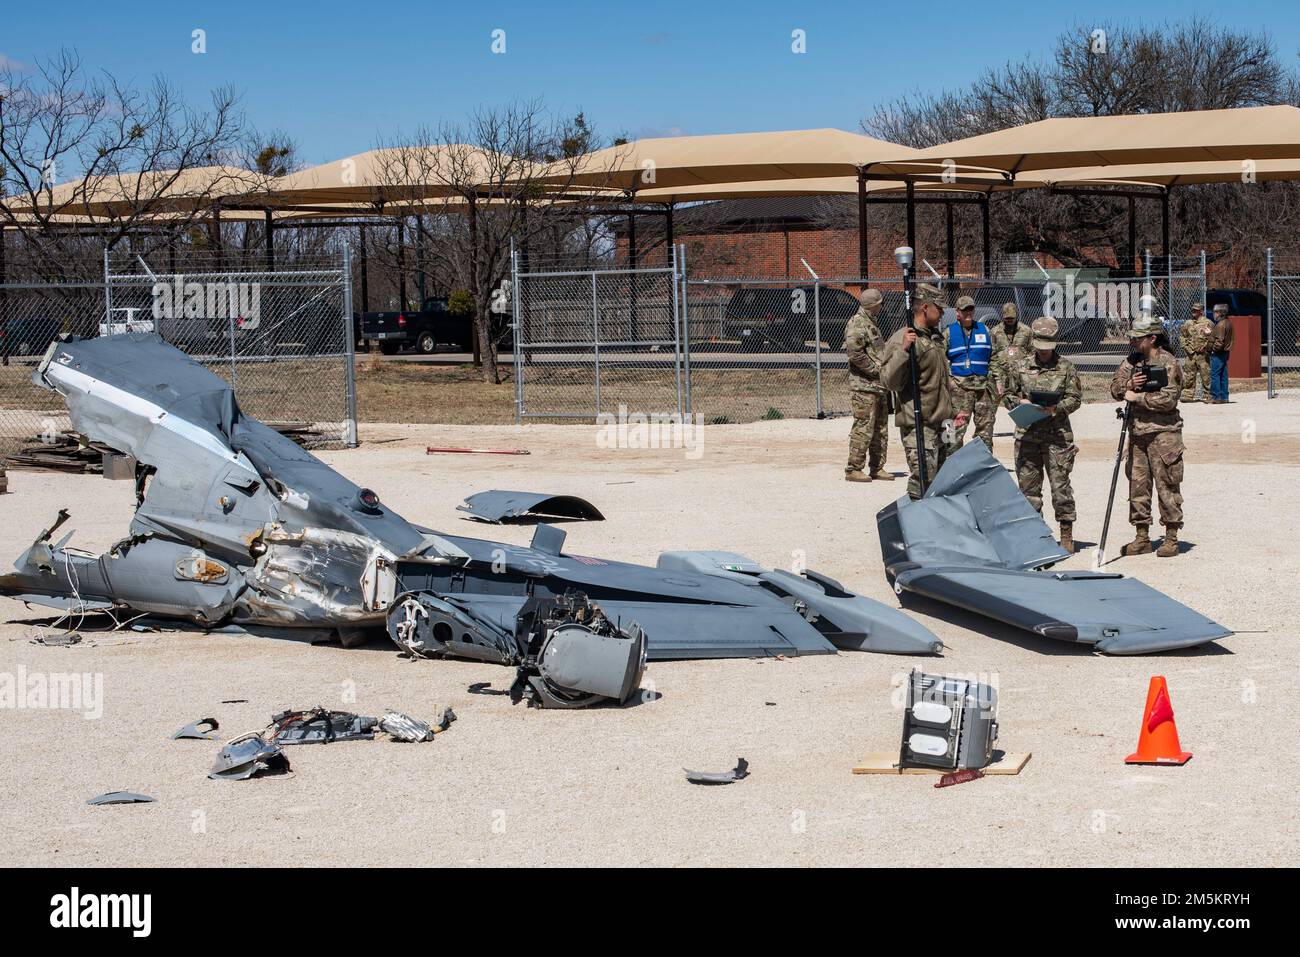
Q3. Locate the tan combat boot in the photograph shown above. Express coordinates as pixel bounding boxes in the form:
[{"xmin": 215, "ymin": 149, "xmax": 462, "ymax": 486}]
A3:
[
  {"xmin": 1157, "ymin": 525, "xmax": 1180, "ymax": 558},
  {"xmin": 845, "ymin": 470, "xmax": 871, "ymax": 483},
  {"xmin": 1059, "ymin": 522, "xmax": 1074, "ymax": 554},
  {"xmin": 870, "ymin": 469, "xmax": 894, "ymax": 481},
  {"xmin": 1121, "ymin": 525, "xmax": 1152, "ymax": 556}
]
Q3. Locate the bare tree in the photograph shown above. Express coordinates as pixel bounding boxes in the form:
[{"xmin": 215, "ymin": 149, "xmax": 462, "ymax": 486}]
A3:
[
  {"xmin": 373, "ymin": 102, "xmax": 604, "ymax": 383},
  {"xmin": 0, "ymin": 49, "xmax": 246, "ymax": 278}
]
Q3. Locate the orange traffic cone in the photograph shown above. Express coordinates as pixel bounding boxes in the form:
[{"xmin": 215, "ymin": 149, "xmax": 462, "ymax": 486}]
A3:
[{"xmin": 1125, "ymin": 676, "xmax": 1192, "ymax": 766}]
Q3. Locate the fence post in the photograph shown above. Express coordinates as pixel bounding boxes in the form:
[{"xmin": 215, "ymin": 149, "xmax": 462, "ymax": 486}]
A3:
[
  {"xmin": 669, "ymin": 244, "xmax": 683, "ymax": 417},
  {"xmin": 342, "ymin": 240, "xmax": 359, "ymax": 446},
  {"xmin": 511, "ymin": 242, "xmax": 524, "ymax": 423},
  {"xmin": 679, "ymin": 244, "xmax": 692, "ymax": 417},
  {"xmin": 102, "ymin": 247, "xmax": 113, "ymax": 336},
  {"xmin": 591, "ymin": 271, "xmax": 601, "ymax": 415},
  {"xmin": 813, "ymin": 279, "xmax": 824, "ymax": 418},
  {"xmin": 1267, "ymin": 247, "xmax": 1275, "ymax": 399}
]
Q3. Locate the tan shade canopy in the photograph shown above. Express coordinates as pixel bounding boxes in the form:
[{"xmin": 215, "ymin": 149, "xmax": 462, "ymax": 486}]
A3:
[
  {"xmin": 867, "ymin": 105, "xmax": 1300, "ymax": 177},
  {"xmin": 1046, "ymin": 157, "xmax": 1300, "ymax": 188},
  {"xmin": 629, "ymin": 173, "xmax": 1044, "ymax": 203},
  {"xmin": 264, "ymin": 146, "xmax": 535, "ymax": 206},
  {"xmin": 545, "ymin": 129, "xmax": 920, "ymax": 192},
  {"xmin": 3, "ymin": 166, "xmax": 265, "ymax": 217}
]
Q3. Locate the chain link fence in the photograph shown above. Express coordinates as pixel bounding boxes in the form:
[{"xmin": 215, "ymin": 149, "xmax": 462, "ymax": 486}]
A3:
[
  {"xmin": 1265, "ymin": 249, "xmax": 1300, "ymax": 397},
  {"xmin": 512, "ymin": 248, "xmax": 683, "ymax": 420},
  {"xmin": 1, "ymin": 249, "xmax": 357, "ymax": 458}
]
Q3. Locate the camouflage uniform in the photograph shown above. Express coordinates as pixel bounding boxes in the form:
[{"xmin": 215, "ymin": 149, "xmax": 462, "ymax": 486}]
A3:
[
  {"xmin": 988, "ymin": 305, "xmax": 1033, "ymax": 398},
  {"xmin": 1111, "ymin": 337, "xmax": 1185, "ymax": 535},
  {"xmin": 843, "ymin": 299, "xmax": 890, "ymax": 478},
  {"xmin": 1000, "ymin": 331, "xmax": 1083, "ymax": 526},
  {"xmin": 1179, "ymin": 307, "xmax": 1214, "ymax": 402},
  {"xmin": 880, "ymin": 284, "xmax": 953, "ymax": 499}
]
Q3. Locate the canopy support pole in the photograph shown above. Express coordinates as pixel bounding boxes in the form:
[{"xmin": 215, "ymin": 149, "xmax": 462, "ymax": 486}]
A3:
[
  {"xmin": 857, "ymin": 169, "xmax": 868, "ymax": 282},
  {"xmin": 981, "ymin": 194, "xmax": 991, "ymax": 277},
  {"xmin": 358, "ymin": 223, "xmax": 369, "ymax": 313},
  {"xmin": 945, "ymin": 200, "xmax": 955, "ymax": 280},
  {"xmin": 1161, "ymin": 187, "xmax": 1171, "ymax": 268},
  {"xmin": 905, "ymin": 178, "xmax": 916, "ymax": 259},
  {"xmin": 211, "ymin": 208, "xmax": 223, "ymax": 271},
  {"xmin": 1127, "ymin": 196, "xmax": 1137, "ymax": 276},
  {"xmin": 415, "ymin": 215, "xmax": 426, "ymax": 303},
  {"xmin": 628, "ymin": 209, "xmax": 638, "ymax": 339},
  {"xmin": 397, "ymin": 218, "xmax": 407, "ymax": 309},
  {"xmin": 264, "ymin": 209, "xmax": 274, "ymax": 273}
]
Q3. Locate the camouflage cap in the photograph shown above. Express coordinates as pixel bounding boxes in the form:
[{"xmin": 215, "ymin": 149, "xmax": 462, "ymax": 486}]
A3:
[
  {"xmin": 1128, "ymin": 314, "xmax": 1163, "ymax": 337},
  {"xmin": 1212, "ymin": 303, "xmax": 1229, "ymax": 315},
  {"xmin": 913, "ymin": 283, "xmax": 943, "ymax": 307},
  {"xmin": 859, "ymin": 288, "xmax": 883, "ymax": 308},
  {"xmin": 955, "ymin": 295, "xmax": 975, "ymax": 310},
  {"xmin": 1001, "ymin": 302, "xmax": 1018, "ymax": 319},
  {"xmin": 1191, "ymin": 301, "xmax": 1205, "ymax": 314},
  {"xmin": 1030, "ymin": 316, "xmax": 1059, "ymax": 350}
]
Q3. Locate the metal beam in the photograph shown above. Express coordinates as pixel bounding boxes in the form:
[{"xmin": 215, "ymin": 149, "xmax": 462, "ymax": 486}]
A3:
[
  {"xmin": 857, "ymin": 170, "xmax": 868, "ymax": 280},
  {"xmin": 358, "ymin": 223, "xmax": 369, "ymax": 313},
  {"xmin": 264, "ymin": 209, "xmax": 274, "ymax": 272},
  {"xmin": 981, "ymin": 195, "xmax": 991, "ymax": 278}
]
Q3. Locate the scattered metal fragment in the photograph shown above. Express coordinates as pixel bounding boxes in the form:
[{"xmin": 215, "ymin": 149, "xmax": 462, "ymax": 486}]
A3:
[
  {"xmin": 30, "ymin": 632, "xmax": 82, "ymax": 647},
  {"xmin": 220, "ymin": 699, "xmax": 248, "ymax": 704},
  {"xmin": 87, "ymin": 791, "xmax": 156, "ymax": 805},
  {"xmin": 378, "ymin": 707, "xmax": 456, "ymax": 742},
  {"xmin": 685, "ymin": 758, "xmax": 750, "ymax": 785},
  {"xmin": 208, "ymin": 733, "xmax": 291, "ymax": 781},
  {"xmin": 269, "ymin": 708, "xmax": 377, "ymax": 745},
  {"xmin": 457, "ymin": 490, "xmax": 605, "ymax": 524},
  {"xmin": 171, "ymin": 717, "xmax": 220, "ymax": 740}
]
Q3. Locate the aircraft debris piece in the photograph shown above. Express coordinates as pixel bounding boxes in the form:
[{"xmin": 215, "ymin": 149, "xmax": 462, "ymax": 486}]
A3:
[
  {"xmin": 0, "ymin": 335, "xmax": 942, "ymax": 690},
  {"xmin": 171, "ymin": 717, "xmax": 220, "ymax": 740},
  {"xmin": 877, "ymin": 442, "xmax": 1232, "ymax": 654},
  {"xmin": 87, "ymin": 791, "xmax": 155, "ymax": 805},
  {"xmin": 269, "ymin": 708, "xmax": 377, "ymax": 744},
  {"xmin": 685, "ymin": 758, "xmax": 750, "ymax": 785},
  {"xmin": 378, "ymin": 708, "xmax": 455, "ymax": 742},
  {"xmin": 208, "ymin": 733, "xmax": 290, "ymax": 781},
  {"xmin": 457, "ymin": 490, "xmax": 605, "ymax": 524}
]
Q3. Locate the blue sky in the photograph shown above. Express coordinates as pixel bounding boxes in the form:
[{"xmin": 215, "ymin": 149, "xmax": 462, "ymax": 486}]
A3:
[{"xmin": 2, "ymin": 1, "xmax": 1295, "ymax": 164}]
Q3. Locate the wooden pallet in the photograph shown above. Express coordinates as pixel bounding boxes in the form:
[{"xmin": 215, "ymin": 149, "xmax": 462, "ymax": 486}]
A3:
[{"xmin": 853, "ymin": 750, "xmax": 1031, "ymax": 776}]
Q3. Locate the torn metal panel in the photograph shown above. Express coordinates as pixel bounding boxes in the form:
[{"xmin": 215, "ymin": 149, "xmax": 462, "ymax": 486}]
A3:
[
  {"xmin": 685, "ymin": 758, "xmax": 749, "ymax": 785},
  {"xmin": 457, "ymin": 490, "xmax": 605, "ymax": 523},
  {"xmin": 171, "ymin": 717, "xmax": 219, "ymax": 740},
  {"xmin": 878, "ymin": 442, "xmax": 1231, "ymax": 654},
  {"xmin": 87, "ymin": 791, "xmax": 155, "ymax": 805},
  {"xmin": 208, "ymin": 733, "xmax": 290, "ymax": 780}
]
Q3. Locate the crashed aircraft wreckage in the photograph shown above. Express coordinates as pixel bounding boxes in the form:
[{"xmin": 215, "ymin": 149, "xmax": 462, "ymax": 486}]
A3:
[
  {"xmin": 876, "ymin": 441, "xmax": 1232, "ymax": 655},
  {"xmin": 0, "ymin": 335, "xmax": 941, "ymax": 707}
]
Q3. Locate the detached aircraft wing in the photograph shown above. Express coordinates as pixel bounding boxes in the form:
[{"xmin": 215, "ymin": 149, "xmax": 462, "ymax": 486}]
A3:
[{"xmin": 876, "ymin": 442, "xmax": 1231, "ymax": 655}]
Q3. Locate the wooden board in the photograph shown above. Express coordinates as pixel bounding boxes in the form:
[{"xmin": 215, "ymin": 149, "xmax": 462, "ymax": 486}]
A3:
[{"xmin": 852, "ymin": 750, "xmax": 1031, "ymax": 776}]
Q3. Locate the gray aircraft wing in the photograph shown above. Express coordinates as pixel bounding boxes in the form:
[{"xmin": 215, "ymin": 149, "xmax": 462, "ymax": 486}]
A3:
[{"xmin": 877, "ymin": 441, "xmax": 1231, "ymax": 654}]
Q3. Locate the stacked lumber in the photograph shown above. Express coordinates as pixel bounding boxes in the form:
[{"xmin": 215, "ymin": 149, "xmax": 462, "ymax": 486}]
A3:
[{"xmin": 4, "ymin": 432, "xmax": 108, "ymax": 474}]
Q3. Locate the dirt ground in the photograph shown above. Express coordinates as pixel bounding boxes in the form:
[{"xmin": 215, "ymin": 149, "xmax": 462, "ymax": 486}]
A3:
[{"xmin": 1, "ymin": 391, "xmax": 1297, "ymax": 867}]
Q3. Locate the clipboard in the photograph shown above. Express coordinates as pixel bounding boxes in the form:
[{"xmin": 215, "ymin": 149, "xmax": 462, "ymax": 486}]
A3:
[{"xmin": 1009, "ymin": 403, "xmax": 1051, "ymax": 428}]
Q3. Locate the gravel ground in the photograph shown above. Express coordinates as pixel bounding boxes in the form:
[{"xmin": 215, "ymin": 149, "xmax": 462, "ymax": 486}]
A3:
[{"xmin": 1, "ymin": 391, "xmax": 1296, "ymax": 867}]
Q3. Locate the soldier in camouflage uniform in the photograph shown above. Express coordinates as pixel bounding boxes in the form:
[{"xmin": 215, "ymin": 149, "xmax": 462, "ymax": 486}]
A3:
[
  {"xmin": 944, "ymin": 295, "xmax": 996, "ymax": 451},
  {"xmin": 843, "ymin": 288, "xmax": 893, "ymax": 482},
  {"xmin": 881, "ymin": 283, "xmax": 968, "ymax": 499},
  {"xmin": 988, "ymin": 302, "xmax": 1032, "ymax": 389},
  {"xmin": 1000, "ymin": 317, "xmax": 1083, "ymax": 552},
  {"xmin": 1111, "ymin": 314, "xmax": 1185, "ymax": 558},
  {"xmin": 1179, "ymin": 302, "xmax": 1213, "ymax": 403}
]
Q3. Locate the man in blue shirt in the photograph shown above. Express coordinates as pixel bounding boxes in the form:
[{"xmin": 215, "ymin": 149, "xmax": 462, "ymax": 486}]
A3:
[{"xmin": 943, "ymin": 296, "xmax": 996, "ymax": 451}]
